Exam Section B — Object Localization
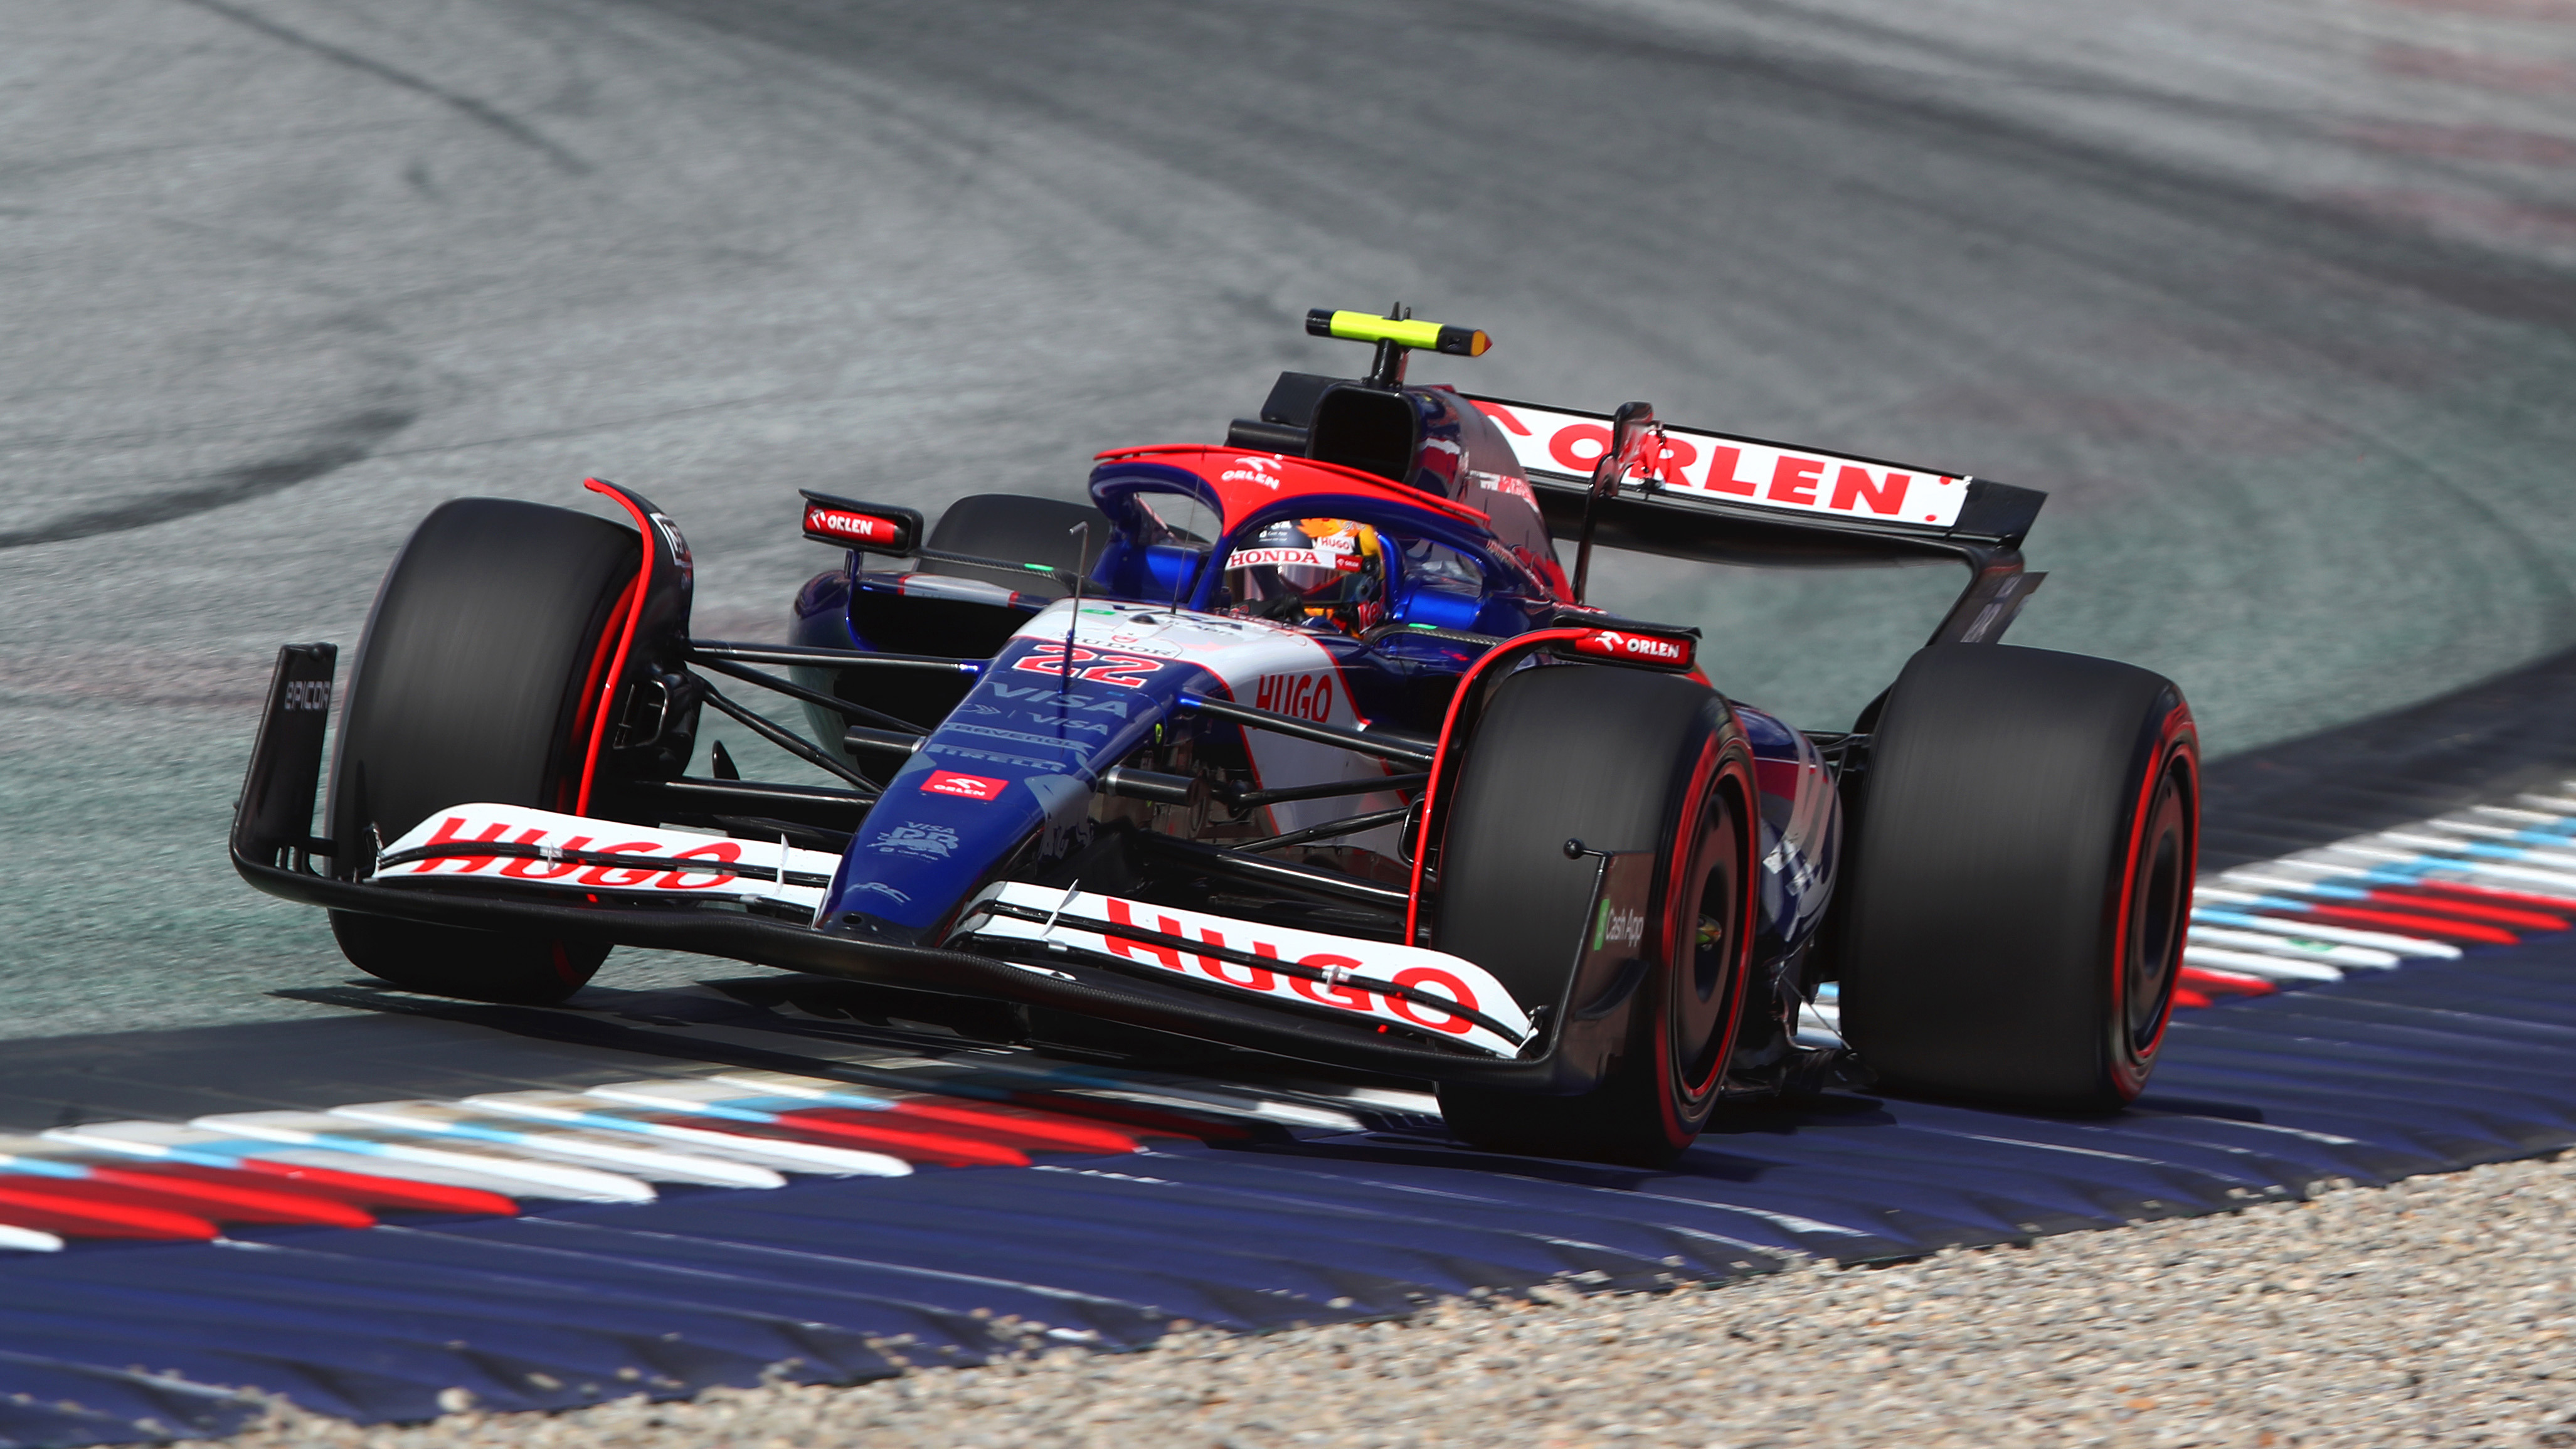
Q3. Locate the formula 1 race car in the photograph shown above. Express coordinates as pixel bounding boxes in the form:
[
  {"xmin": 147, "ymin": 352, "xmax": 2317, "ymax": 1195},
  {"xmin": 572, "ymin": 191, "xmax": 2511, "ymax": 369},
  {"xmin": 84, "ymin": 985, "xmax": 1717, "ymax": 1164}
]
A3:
[{"xmin": 233, "ymin": 307, "xmax": 2198, "ymax": 1163}]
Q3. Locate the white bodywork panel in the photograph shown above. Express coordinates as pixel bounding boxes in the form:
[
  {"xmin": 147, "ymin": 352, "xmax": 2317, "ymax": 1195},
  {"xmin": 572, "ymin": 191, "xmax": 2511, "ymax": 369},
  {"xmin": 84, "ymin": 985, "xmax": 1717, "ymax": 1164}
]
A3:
[{"xmin": 955, "ymin": 883, "xmax": 1530, "ymax": 1058}]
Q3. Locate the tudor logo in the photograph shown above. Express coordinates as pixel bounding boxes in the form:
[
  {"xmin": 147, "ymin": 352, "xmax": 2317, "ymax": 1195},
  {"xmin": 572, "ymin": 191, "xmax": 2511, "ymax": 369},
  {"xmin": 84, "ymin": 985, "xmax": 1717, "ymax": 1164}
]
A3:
[{"xmin": 1571, "ymin": 629, "xmax": 1693, "ymax": 668}]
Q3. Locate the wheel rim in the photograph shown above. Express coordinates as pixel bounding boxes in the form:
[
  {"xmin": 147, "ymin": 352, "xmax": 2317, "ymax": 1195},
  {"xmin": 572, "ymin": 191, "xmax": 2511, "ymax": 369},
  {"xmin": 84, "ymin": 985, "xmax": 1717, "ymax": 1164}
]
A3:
[
  {"xmin": 1671, "ymin": 773, "xmax": 1750, "ymax": 1100},
  {"xmin": 2123, "ymin": 753, "xmax": 2193, "ymax": 1056}
]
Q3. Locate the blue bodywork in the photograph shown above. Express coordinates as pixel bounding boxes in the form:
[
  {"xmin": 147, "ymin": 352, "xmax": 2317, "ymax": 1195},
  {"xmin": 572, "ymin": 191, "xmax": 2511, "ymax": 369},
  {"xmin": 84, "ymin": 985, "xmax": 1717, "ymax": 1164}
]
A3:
[{"xmin": 778, "ymin": 416, "xmax": 1842, "ymax": 990}]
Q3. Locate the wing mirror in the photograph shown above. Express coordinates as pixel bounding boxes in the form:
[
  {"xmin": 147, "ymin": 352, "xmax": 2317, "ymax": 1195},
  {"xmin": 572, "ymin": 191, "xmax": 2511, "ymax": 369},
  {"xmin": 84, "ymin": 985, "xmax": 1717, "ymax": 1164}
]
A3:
[
  {"xmin": 1591, "ymin": 401, "xmax": 1660, "ymax": 497},
  {"xmin": 1574, "ymin": 401, "xmax": 1659, "ymax": 602}
]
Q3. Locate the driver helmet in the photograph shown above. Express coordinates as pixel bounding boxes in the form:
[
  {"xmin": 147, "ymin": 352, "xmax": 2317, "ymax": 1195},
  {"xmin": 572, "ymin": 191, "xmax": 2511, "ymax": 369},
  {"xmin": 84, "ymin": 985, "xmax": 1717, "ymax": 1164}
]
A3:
[{"xmin": 1224, "ymin": 518, "xmax": 1386, "ymax": 631}]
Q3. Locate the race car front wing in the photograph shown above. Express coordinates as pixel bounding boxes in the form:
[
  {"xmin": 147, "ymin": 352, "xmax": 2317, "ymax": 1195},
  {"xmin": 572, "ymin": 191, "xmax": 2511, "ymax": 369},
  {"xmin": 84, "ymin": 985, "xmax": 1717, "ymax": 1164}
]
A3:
[{"xmin": 231, "ymin": 645, "xmax": 1653, "ymax": 1091}]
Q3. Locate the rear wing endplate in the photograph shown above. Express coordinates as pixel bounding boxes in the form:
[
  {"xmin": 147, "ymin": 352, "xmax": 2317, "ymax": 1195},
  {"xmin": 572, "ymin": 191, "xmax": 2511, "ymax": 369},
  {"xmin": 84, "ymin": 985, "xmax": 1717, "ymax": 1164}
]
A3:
[{"xmin": 1464, "ymin": 395, "xmax": 2047, "ymax": 645}]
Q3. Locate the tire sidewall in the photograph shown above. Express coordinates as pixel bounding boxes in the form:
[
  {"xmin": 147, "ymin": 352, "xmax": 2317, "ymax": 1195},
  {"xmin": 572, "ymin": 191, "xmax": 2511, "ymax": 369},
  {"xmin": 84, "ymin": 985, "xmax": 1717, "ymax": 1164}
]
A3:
[
  {"xmin": 1431, "ymin": 664, "xmax": 1757, "ymax": 1160},
  {"xmin": 1837, "ymin": 644, "xmax": 2200, "ymax": 1110},
  {"xmin": 322, "ymin": 498, "xmax": 643, "ymax": 1004},
  {"xmin": 2102, "ymin": 696, "xmax": 2198, "ymax": 1099},
  {"xmin": 1647, "ymin": 740, "xmax": 1759, "ymax": 1147},
  {"xmin": 329, "ymin": 498, "xmax": 642, "ymax": 868}
]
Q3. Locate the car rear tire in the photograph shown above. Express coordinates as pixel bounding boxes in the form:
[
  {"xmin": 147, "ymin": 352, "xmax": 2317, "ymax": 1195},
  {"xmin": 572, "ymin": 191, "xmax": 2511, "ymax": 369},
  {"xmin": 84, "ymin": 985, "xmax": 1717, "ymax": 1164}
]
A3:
[
  {"xmin": 1834, "ymin": 644, "xmax": 2198, "ymax": 1110},
  {"xmin": 1433, "ymin": 665, "xmax": 1758, "ymax": 1164},
  {"xmin": 325, "ymin": 498, "xmax": 643, "ymax": 1004}
]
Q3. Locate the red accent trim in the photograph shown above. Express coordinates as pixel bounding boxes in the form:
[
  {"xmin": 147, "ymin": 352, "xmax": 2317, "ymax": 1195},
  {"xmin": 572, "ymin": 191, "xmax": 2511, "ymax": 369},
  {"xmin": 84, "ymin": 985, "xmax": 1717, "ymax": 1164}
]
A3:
[
  {"xmin": 2277, "ymin": 904, "xmax": 2518, "ymax": 945},
  {"xmin": 1665, "ymin": 746, "xmax": 1754, "ymax": 1110},
  {"xmin": 576, "ymin": 478, "xmax": 655, "ymax": 815},
  {"xmin": 2171, "ymin": 988, "xmax": 2213, "ymax": 1011},
  {"xmin": 1403, "ymin": 628, "xmax": 1597, "ymax": 942},
  {"xmin": 2361, "ymin": 888, "xmax": 2565, "ymax": 931},
  {"xmin": 2109, "ymin": 703, "xmax": 2198, "ymax": 1083},
  {"xmin": 563, "ymin": 570, "xmax": 640, "ymax": 810},
  {"xmin": 1094, "ymin": 444, "xmax": 1494, "ymax": 524},
  {"xmin": 1662, "ymin": 738, "xmax": 1722, "ymax": 1102}
]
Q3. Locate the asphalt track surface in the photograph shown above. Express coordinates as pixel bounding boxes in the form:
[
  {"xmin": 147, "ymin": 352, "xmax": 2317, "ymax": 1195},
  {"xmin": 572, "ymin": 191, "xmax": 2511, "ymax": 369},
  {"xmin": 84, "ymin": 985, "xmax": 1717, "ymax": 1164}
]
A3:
[{"xmin": 4, "ymin": 777, "xmax": 2576, "ymax": 1445}]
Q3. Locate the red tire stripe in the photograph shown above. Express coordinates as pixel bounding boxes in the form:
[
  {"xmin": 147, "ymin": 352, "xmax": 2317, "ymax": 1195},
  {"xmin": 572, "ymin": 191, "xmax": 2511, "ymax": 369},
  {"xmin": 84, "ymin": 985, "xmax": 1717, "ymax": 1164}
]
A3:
[
  {"xmin": 576, "ymin": 478, "xmax": 656, "ymax": 815},
  {"xmin": 2109, "ymin": 708, "xmax": 2197, "ymax": 1076},
  {"xmin": 561, "ymin": 568, "xmax": 640, "ymax": 813}
]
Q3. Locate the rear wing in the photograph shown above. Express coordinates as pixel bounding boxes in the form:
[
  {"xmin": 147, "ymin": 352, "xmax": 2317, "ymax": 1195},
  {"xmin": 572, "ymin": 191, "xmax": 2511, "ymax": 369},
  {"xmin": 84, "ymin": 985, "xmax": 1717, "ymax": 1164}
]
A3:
[{"xmin": 1464, "ymin": 395, "xmax": 2047, "ymax": 646}]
